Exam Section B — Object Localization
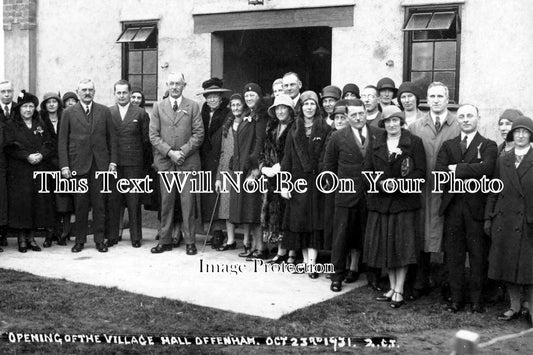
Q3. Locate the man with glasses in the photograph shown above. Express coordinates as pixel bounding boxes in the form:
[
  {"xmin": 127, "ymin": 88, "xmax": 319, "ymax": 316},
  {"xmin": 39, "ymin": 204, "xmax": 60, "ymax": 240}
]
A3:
[
  {"xmin": 361, "ymin": 85, "xmax": 381, "ymax": 128},
  {"xmin": 58, "ymin": 78, "xmax": 118, "ymax": 253}
]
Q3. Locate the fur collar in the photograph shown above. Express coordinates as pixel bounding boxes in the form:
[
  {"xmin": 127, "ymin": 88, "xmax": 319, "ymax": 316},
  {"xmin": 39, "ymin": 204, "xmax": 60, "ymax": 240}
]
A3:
[{"xmin": 290, "ymin": 116, "xmax": 331, "ymax": 173}]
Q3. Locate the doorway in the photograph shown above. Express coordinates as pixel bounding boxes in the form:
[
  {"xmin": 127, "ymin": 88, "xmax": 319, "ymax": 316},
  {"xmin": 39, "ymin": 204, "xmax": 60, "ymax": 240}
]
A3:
[{"xmin": 216, "ymin": 27, "xmax": 332, "ymax": 96}]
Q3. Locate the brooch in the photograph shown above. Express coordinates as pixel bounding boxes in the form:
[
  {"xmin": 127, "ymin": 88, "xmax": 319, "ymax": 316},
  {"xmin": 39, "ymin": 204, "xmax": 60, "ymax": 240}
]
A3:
[{"xmin": 34, "ymin": 126, "xmax": 44, "ymax": 136}]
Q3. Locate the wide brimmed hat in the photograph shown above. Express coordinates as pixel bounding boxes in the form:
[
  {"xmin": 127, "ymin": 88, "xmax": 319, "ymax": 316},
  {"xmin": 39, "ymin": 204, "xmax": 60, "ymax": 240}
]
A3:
[
  {"xmin": 321, "ymin": 85, "xmax": 341, "ymax": 101},
  {"xmin": 268, "ymin": 93, "xmax": 294, "ymax": 118},
  {"xmin": 506, "ymin": 116, "xmax": 533, "ymax": 142},
  {"xmin": 499, "ymin": 108, "xmax": 524, "ymax": 125},
  {"xmin": 15, "ymin": 90, "xmax": 39, "ymax": 110},
  {"xmin": 342, "ymin": 83, "xmax": 360, "ymax": 99},
  {"xmin": 377, "ymin": 77, "xmax": 398, "ymax": 97},
  {"xmin": 40, "ymin": 92, "xmax": 62, "ymax": 111},
  {"xmin": 378, "ymin": 105, "xmax": 404, "ymax": 128},
  {"xmin": 197, "ymin": 77, "xmax": 231, "ymax": 97}
]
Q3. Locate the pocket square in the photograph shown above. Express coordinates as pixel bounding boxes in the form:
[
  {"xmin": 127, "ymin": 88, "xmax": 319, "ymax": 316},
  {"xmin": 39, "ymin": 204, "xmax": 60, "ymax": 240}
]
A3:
[{"xmin": 133, "ymin": 119, "xmax": 138, "ymax": 122}]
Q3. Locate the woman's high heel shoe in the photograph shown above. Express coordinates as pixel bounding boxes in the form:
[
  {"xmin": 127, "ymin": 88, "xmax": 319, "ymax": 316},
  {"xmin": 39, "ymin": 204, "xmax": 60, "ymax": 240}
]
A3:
[
  {"xmin": 217, "ymin": 242, "xmax": 237, "ymax": 251},
  {"xmin": 390, "ymin": 291, "xmax": 405, "ymax": 309}
]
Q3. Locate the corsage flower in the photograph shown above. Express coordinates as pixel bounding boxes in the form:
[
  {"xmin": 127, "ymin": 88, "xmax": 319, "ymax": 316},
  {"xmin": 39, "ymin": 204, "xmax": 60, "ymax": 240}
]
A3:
[{"xmin": 34, "ymin": 126, "xmax": 44, "ymax": 136}]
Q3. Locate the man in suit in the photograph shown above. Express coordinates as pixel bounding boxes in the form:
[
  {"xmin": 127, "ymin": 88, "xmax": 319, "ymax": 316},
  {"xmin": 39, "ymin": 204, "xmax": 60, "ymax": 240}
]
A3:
[
  {"xmin": 149, "ymin": 72, "xmax": 204, "ymax": 255},
  {"xmin": 0, "ymin": 80, "xmax": 15, "ymax": 247},
  {"xmin": 324, "ymin": 99, "xmax": 381, "ymax": 292},
  {"xmin": 408, "ymin": 82, "xmax": 460, "ymax": 300},
  {"xmin": 282, "ymin": 72, "xmax": 302, "ymax": 116},
  {"xmin": 0, "ymin": 80, "xmax": 16, "ymax": 123},
  {"xmin": 106, "ymin": 80, "xmax": 150, "ymax": 248},
  {"xmin": 435, "ymin": 104, "xmax": 497, "ymax": 313},
  {"xmin": 361, "ymin": 85, "xmax": 382, "ymax": 128},
  {"xmin": 58, "ymin": 78, "xmax": 117, "ymax": 253}
]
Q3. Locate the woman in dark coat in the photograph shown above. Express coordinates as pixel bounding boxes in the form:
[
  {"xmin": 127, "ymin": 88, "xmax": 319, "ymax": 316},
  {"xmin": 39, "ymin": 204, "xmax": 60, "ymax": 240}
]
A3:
[
  {"xmin": 229, "ymin": 83, "xmax": 268, "ymax": 259},
  {"xmin": 198, "ymin": 78, "xmax": 231, "ymax": 248},
  {"xmin": 496, "ymin": 109, "xmax": 523, "ymax": 156},
  {"xmin": 4, "ymin": 91, "xmax": 56, "ymax": 252},
  {"xmin": 363, "ymin": 109, "xmax": 426, "ymax": 308},
  {"xmin": 281, "ymin": 91, "xmax": 331, "ymax": 278},
  {"xmin": 260, "ymin": 93, "xmax": 295, "ymax": 263},
  {"xmin": 40, "ymin": 91, "xmax": 72, "ymax": 246},
  {"xmin": 484, "ymin": 116, "xmax": 533, "ymax": 326}
]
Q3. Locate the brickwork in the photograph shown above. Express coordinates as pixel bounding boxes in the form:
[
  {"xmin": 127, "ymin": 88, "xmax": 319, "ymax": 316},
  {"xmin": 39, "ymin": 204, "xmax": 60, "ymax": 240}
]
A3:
[{"xmin": 3, "ymin": 0, "xmax": 37, "ymax": 30}]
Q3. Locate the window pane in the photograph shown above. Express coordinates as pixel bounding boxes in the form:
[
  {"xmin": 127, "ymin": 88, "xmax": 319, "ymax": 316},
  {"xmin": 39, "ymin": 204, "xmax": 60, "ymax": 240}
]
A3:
[
  {"xmin": 117, "ymin": 27, "xmax": 139, "ymax": 42},
  {"xmin": 434, "ymin": 71, "xmax": 456, "ymax": 101},
  {"xmin": 404, "ymin": 13, "xmax": 432, "ymax": 30},
  {"xmin": 434, "ymin": 42, "xmax": 456, "ymax": 70},
  {"xmin": 129, "ymin": 74, "xmax": 142, "ymax": 90},
  {"xmin": 143, "ymin": 50, "xmax": 157, "ymax": 74},
  {"xmin": 411, "ymin": 71, "xmax": 432, "ymax": 96},
  {"xmin": 427, "ymin": 12, "xmax": 455, "ymax": 30},
  {"xmin": 411, "ymin": 42, "xmax": 433, "ymax": 70},
  {"xmin": 143, "ymin": 75, "xmax": 157, "ymax": 101},
  {"xmin": 129, "ymin": 51, "xmax": 142, "ymax": 74},
  {"xmin": 132, "ymin": 26, "xmax": 155, "ymax": 42}
]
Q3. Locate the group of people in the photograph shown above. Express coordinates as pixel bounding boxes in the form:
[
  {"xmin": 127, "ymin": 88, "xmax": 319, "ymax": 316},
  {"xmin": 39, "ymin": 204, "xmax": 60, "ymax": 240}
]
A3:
[{"xmin": 0, "ymin": 71, "xmax": 531, "ymax": 326}]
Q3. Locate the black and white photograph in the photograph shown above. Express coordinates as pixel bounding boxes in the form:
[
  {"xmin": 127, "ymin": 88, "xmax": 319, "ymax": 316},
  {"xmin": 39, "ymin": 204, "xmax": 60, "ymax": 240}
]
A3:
[{"xmin": 0, "ymin": 0, "xmax": 532, "ymax": 353}]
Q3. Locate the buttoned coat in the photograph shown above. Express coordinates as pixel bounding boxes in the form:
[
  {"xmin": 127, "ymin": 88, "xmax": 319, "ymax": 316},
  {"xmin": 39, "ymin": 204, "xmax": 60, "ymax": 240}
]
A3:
[
  {"xmin": 58, "ymin": 102, "xmax": 118, "ymax": 175},
  {"xmin": 0, "ymin": 120, "xmax": 7, "ymax": 225},
  {"xmin": 364, "ymin": 129, "xmax": 427, "ymax": 214},
  {"xmin": 149, "ymin": 96, "xmax": 204, "ymax": 172},
  {"xmin": 436, "ymin": 132, "xmax": 497, "ymax": 220},
  {"xmin": 409, "ymin": 111, "xmax": 459, "ymax": 252},
  {"xmin": 109, "ymin": 104, "xmax": 150, "ymax": 167},
  {"xmin": 324, "ymin": 124, "xmax": 381, "ymax": 208},
  {"xmin": 0, "ymin": 101, "xmax": 16, "ymax": 123},
  {"xmin": 281, "ymin": 116, "xmax": 331, "ymax": 232},
  {"xmin": 485, "ymin": 149, "xmax": 533, "ymax": 284}
]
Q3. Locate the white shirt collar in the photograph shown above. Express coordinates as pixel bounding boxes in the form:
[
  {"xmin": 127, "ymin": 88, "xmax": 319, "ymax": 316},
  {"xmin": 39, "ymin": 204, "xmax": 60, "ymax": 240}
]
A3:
[
  {"xmin": 461, "ymin": 131, "xmax": 477, "ymax": 148},
  {"xmin": 366, "ymin": 111, "xmax": 379, "ymax": 121},
  {"xmin": 118, "ymin": 102, "xmax": 130, "ymax": 120},
  {"xmin": 170, "ymin": 96, "xmax": 182, "ymax": 108},
  {"xmin": 80, "ymin": 101, "xmax": 93, "ymax": 113},
  {"xmin": 430, "ymin": 110, "xmax": 449, "ymax": 125},
  {"xmin": 292, "ymin": 93, "xmax": 300, "ymax": 106},
  {"xmin": 352, "ymin": 125, "xmax": 367, "ymax": 141}
]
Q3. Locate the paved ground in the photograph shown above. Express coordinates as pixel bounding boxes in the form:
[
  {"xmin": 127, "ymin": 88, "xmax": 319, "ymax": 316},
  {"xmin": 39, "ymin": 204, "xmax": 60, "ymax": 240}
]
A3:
[{"xmin": 0, "ymin": 228, "xmax": 365, "ymax": 319}]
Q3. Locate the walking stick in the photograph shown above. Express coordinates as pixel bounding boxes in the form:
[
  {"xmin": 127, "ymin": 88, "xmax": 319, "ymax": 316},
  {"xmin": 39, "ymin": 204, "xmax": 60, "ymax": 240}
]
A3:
[{"xmin": 202, "ymin": 191, "xmax": 220, "ymax": 252}]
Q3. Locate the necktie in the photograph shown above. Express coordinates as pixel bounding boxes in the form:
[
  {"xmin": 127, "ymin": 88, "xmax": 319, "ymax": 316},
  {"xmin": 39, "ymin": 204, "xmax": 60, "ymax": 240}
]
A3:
[
  {"xmin": 460, "ymin": 136, "xmax": 468, "ymax": 156},
  {"xmin": 516, "ymin": 154, "xmax": 524, "ymax": 167},
  {"xmin": 4, "ymin": 105, "xmax": 9, "ymax": 118},
  {"xmin": 358, "ymin": 128, "xmax": 365, "ymax": 145},
  {"xmin": 435, "ymin": 116, "xmax": 441, "ymax": 132},
  {"xmin": 173, "ymin": 101, "xmax": 178, "ymax": 112},
  {"xmin": 85, "ymin": 106, "xmax": 90, "ymax": 116}
]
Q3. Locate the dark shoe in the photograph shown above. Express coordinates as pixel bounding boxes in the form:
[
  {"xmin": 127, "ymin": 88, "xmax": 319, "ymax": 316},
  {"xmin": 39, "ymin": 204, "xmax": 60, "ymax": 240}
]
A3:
[
  {"xmin": 0, "ymin": 247, "xmax": 2, "ymax": 252},
  {"xmin": 238, "ymin": 244, "xmax": 253, "ymax": 257},
  {"xmin": 43, "ymin": 239, "xmax": 53, "ymax": 248},
  {"xmin": 71, "ymin": 243, "xmax": 84, "ymax": 253},
  {"xmin": 286, "ymin": 256, "xmax": 296, "ymax": 265},
  {"xmin": 18, "ymin": 241, "xmax": 28, "ymax": 253},
  {"xmin": 186, "ymin": 244, "xmax": 197, "ymax": 255},
  {"xmin": 445, "ymin": 302, "xmax": 464, "ymax": 313},
  {"xmin": 390, "ymin": 292, "xmax": 405, "ymax": 309},
  {"xmin": 28, "ymin": 240, "xmax": 41, "ymax": 252},
  {"xmin": 0, "ymin": 235, "xmax": 7, "ymax": 247},
  {"xmin": 246, "ymin": 249, "xmax": 268, "ymax": 261},
  {"xmin": 217, "ymin": 242, "xmax": 237, "ymax": 251},
  {"xmin": 267, "ymin": 254, "xmax": 288, "ymax": 264},
  {"xmin": 96, "ymin": 242, "xmax": 108, "ymax": 253},
  {"xmin": 330, "ymin": 281, "xmax": 342, "ymax": 292},
  {"xmin": 497, "ymin": 309, "xmax": 519, "ymax": 321},
  {"xmin": 345, "ymin": 270, "xmax": 360, "ymax": 283},
  {"xmin": 132, "ymin": 241, "xmax": 141, "ymax": 248},
  {"xmin": 105, "ymin": 239, "xmax": 118, "ymax": 248},
  {"xmin": 57, "ymin": 236, "xmax": 67, "ymax": 246},
  {"xmin": 308, "ymin": 272, "xmax": 319, "ymax": 279},
  {"xmin": 470, "ymin": 303, "xmax": 485, "ymax": 313},
  {"xmin": 376, "ymin": 290, "xmax": 393, "ymax": 302},
  {"xmin": 151, "ymin": 244, "xmax": 172, "ymax": 254}
]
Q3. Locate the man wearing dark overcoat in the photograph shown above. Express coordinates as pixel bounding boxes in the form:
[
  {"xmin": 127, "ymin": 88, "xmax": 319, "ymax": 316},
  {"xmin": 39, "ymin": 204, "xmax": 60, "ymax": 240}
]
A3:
[
  {"xmin": 0, "ymin": 80, "xmax": 15, "ymax": 247},
  {"xmin": 435, "ymin": 104, "xmax": 497, "ymax": 312},
  {"xmin": 58, "ymin": 78, "xmax": 118, "ymax": 253},
  {"xmin": 149, "ymin": 72, "xmax": 204, "ymax": 255},
  {"xmin": 106, "ymin": 80, "xmax": 150, "ymax": 248}
]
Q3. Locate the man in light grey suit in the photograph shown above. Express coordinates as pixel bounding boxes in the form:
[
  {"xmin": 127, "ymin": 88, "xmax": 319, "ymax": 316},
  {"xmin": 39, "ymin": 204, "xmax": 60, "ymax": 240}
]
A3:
[{"xmin": 149, "ymin": 72, "xmax": 204, "ymax": 255}]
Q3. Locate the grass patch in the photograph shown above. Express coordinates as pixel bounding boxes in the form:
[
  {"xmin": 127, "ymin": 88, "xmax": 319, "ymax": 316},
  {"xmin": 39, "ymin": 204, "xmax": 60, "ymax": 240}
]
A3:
[{"xmin": 1, "ymin": 270, "xmax": 532, "ymax": 354}]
